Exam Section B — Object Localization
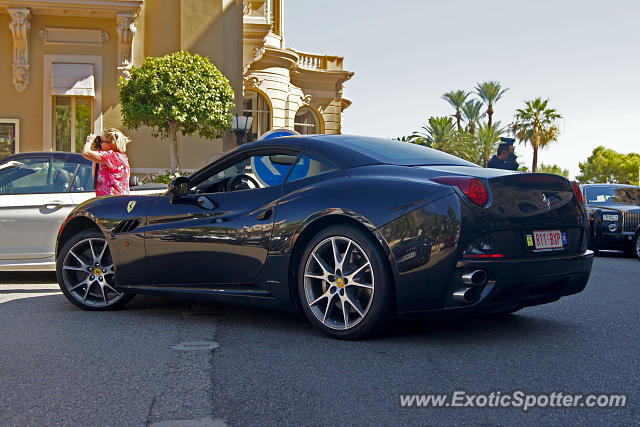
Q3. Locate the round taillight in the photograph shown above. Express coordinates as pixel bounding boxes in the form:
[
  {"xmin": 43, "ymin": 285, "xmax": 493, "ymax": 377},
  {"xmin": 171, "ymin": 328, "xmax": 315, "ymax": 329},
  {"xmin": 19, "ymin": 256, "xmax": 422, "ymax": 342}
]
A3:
[
  {"xmin": 466, "ymin": 178, "xmax": 488, "ymax": 206},
  {"xmin": 432, "ymin": 176, "xmax": 488, "ymax": 206}
]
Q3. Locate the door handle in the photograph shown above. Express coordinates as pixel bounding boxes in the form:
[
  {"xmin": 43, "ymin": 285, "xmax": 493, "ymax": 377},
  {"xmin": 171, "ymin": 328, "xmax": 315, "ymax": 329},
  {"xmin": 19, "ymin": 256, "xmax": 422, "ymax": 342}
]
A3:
[
  {"xmin": 43, "ymin": 200, "xmax": 65, "ymax": 209},
  {"xmin": 257, "ymin": 208, "xmax": 273, "ymax": 221}
]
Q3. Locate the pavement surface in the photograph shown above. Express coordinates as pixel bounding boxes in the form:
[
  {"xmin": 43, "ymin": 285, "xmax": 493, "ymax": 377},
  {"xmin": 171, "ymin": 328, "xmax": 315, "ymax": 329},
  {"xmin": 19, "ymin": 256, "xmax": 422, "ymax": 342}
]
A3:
[{"xmin": 0, "ymin": 253, "xmax": 638, "ymax": 426}]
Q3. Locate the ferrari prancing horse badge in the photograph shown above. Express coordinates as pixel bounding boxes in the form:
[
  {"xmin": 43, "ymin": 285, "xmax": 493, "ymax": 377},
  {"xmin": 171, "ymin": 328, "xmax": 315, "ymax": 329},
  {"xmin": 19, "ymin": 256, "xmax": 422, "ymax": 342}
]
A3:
[{"xmin": 127, "ymin": 201, "xmax": 137, "ymax": 213}]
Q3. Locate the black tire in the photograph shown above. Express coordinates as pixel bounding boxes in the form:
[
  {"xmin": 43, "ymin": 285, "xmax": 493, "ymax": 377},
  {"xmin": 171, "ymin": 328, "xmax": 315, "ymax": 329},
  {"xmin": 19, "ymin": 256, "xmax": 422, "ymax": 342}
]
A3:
[
  {"xmin": 56, "ymin": 230, "xmax": 134, "ymax": 311},
  {"xmin": 635, "ymin": 232, "xmax": 640, "ymax": 260},
  {"xmin": 298, "ymin": 224, "xmax": 393, "ymax": 340}
]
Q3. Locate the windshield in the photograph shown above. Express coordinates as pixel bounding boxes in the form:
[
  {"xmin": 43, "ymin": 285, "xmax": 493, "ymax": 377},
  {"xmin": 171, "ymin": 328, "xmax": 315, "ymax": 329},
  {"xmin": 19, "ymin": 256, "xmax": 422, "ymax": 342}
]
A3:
[{"xmin": 585, "ymin": 186, "xmax": 640, "ymax": 206}]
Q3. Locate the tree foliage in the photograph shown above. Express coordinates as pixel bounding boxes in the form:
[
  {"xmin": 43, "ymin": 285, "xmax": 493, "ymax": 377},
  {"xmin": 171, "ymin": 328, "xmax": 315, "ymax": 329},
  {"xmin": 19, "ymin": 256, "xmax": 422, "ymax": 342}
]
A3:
[
  {"xmin": 512, "ymin": 98, "xmax": 561, "ymax": 173},
  {"xmin": 475, "ymin": 81, "xmax": 508, "ymax": 128},
  {"xmin": 406, "ymin": 116, "xmax": 479, "ymax": 163},
  {"xmin": 461, "ymin": 100, "xmax": 484, "ymax": 135},
  {"xmin": 577, "ymin": 146, "xmax": 640, "ymax": 185},
  {"xmin": 442, "ymin": 90, "xmax": 470, "ymax": 131},
  {"xmin": 538, "ymin": 163, "xmax": 569, "ymax": 178},
  {"xmin": 405, "ymin": 81, "xmax": 569, "ymax": 174},
  {"xmin": 119, "ymin": 51, "xmax": 235, "ymax": 171},
  {"xmin": 476, "ymin": 122, "xmax": 506, "ymax": 167}
]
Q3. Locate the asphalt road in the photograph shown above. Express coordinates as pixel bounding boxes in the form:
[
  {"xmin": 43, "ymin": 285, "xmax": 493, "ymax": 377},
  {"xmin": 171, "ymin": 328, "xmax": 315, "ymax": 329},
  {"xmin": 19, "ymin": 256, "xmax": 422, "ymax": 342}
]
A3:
[{"xmin": 0, "ymin": 254, "xmax": 638, "ymax": 426}]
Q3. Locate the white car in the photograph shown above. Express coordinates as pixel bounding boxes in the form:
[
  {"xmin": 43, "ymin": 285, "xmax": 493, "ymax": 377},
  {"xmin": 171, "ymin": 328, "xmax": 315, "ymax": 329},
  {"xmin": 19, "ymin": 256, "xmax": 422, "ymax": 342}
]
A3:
[{"xmin": 0, "ymin": 152, "xmax": 165, "ymax": 270}]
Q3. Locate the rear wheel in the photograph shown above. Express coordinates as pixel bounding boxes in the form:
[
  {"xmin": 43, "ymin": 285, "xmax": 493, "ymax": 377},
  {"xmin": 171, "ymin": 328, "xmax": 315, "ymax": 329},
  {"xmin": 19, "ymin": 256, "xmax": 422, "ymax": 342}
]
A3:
[
  {"xmin": 57, "ymin": 230, "xmax": 134, "ymax": 310},
  {"xmin": 298, "ymin": 225, "xmax": 393, "ymax": 339}
]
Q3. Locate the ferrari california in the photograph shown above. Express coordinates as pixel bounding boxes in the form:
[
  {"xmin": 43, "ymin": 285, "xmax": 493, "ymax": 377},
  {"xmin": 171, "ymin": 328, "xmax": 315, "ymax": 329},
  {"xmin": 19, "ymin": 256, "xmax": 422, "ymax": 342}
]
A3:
[{"xmin": 55, "ymin": 135, "xmax": 594, "ymax": 339}]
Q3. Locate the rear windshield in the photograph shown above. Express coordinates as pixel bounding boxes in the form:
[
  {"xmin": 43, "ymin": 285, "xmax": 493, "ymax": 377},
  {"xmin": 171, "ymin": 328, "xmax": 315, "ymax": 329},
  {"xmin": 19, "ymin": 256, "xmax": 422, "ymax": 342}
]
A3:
[
  {"xmin": 341, "ymin": 137, "xmax": 479, "ymax": 167},
  {"xmin": 585, "ymin": 186, "xmax": 640, "ymax": 206}
]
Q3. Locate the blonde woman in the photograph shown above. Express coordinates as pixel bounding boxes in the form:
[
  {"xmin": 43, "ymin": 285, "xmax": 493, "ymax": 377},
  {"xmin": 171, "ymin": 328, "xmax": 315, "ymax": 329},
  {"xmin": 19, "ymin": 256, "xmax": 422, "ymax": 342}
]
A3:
[{"xmin": 82, "ymin": 128, "xmax": 131, "ymax": 196}]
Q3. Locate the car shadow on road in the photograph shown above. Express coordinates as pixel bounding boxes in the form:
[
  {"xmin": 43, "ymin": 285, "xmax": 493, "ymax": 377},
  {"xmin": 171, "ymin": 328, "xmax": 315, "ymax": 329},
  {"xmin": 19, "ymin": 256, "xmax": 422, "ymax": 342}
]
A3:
[
  {"xmin": 0, "ymin": 272, "xmax": 579, "ymax": 345},
  {"xmin": 202, "ymin": 302, "xmax": 579, "ymax": 346},
  {"xmin": 0, "ymin": 271, "xmax": 57, "ymax": 284}
]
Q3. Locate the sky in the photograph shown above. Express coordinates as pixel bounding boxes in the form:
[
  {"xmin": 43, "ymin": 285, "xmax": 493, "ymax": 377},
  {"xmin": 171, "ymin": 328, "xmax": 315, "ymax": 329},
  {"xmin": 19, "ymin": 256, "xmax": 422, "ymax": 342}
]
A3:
[{"xmin": 285, "ymin": 0, "xmax": 640, "ymax": 179}]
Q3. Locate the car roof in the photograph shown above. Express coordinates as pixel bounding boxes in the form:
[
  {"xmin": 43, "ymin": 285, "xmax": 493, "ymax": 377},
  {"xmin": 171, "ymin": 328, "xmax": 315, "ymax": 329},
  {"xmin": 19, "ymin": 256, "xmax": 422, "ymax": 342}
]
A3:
[
  {"xmin": 239, "ymin": 134, "xmax": 478, "ymax": 168},
  {"xmin": 1, "ymin": 151, "xmax": 90, "ymax": 165}
]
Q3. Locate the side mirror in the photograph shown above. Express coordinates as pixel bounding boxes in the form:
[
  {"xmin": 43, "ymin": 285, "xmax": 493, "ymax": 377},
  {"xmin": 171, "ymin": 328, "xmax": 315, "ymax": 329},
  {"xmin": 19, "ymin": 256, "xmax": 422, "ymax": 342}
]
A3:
[{"xmin": 168, "ymin": 176, "xmax": 190, "ymax": 202}]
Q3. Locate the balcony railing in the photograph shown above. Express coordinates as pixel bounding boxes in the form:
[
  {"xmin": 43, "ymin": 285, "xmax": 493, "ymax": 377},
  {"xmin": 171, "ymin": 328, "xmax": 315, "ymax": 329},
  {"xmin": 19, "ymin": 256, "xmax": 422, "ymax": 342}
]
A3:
[{"xmin": 294, "ymin": 50, "xmax": 344, "ymax": 71}]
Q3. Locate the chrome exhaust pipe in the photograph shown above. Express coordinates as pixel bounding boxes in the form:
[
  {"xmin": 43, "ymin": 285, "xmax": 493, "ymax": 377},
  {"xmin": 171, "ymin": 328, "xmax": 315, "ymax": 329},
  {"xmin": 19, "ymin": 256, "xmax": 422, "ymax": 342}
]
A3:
[
  {"xmin": 453, "ymin": 287, "xmax": 481, "ymax": 304},
  {"xmin": 462, "ymin": 270, "xmax": 488, "ymax": 286}
]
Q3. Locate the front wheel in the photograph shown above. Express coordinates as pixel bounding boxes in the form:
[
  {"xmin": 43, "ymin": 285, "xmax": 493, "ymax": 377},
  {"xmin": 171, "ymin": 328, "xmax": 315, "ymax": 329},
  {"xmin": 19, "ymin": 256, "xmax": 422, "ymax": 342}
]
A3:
[
  {"xmin": 635, "ymin": 232, "xmax": 640, "ymax": 260},
  {"xmin": 298, "ymin": 225, "xmax": 393, "ymax": 340},
  {"xmin": 56, "ymin": 230, "xmax": 134, "ymax": 310}
]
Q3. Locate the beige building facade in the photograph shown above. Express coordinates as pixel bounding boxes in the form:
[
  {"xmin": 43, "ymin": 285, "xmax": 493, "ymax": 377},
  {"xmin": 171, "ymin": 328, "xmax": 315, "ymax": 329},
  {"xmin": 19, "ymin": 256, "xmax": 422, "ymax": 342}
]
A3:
[
  {"xmin": 0, "ymin": 0, "xmax": 352, "ymax": 174},
  {"xmin": 242, "ymin": 0, "xmax": 352, "ymax": 142}
]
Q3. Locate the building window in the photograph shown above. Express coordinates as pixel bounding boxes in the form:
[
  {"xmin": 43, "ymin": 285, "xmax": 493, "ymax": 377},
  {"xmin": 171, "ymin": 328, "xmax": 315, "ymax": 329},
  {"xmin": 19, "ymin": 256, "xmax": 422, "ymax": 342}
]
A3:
[
  {"xmin": 0, "ymin": 119, "xmax": 19, "ymax": 160},
  {"xmin": 54, "ymin": 96, "xmax": 93, "ymax": 152},
  {"xmin": 44, "ymin": 57, "xmax": 100, "ymax": 152},
  {"xmin": 243, "ymin": 90, "xmax": 271, "ymax": 142},
  {"xmin": 294, "ymin": 106, "xmax": 321, "ymax": 135}
]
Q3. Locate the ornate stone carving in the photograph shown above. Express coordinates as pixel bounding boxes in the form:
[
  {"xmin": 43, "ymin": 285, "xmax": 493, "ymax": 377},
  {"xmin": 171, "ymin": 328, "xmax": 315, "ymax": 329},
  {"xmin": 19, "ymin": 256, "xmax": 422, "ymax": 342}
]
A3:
[
  {"xmin": 302, "ymin": 94, "xmax": 313, "ymax": 106},
  {"xmin": 116, "ymin": 13, "xmax": 136, "ymax": 79},
  {"xmin": 243, "ymin": 46, "xmax": 266, "ymax": 75},
  {"xmin": 8, "ymin": 8, "xmax": 31, "ymax": 92},
  {"xmin": 102, "ymin": 31, "xmax": 110, "ymax": 43},
  {"xmin": 252, "ymin": 47, "xmax": 265, "ymax": 62},
  {"xmin": 13, "ymin": 65, "xmax": 30, "ymax": 93},
  {"xmin": 243, "ymin": 75, "xmax": 262, "ymax": 89}
]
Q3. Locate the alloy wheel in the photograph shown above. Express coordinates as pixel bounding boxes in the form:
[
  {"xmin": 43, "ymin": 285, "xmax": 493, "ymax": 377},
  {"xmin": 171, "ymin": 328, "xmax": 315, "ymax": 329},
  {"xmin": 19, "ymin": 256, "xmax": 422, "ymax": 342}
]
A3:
[
  {"xmin": 60, "ymin": 237, "xmax": 124, "ymax": 308},
  {"xmin": 303, "ymin": 236, "xmax": 375, "ymax": 330}
]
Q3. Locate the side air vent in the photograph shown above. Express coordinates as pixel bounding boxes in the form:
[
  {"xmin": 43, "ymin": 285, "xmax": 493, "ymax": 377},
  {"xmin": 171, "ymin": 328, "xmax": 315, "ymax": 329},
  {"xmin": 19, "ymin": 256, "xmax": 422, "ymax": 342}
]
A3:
[{"xmin": 113, "ymin": 219, "xmax": 140, "ymax": 234}]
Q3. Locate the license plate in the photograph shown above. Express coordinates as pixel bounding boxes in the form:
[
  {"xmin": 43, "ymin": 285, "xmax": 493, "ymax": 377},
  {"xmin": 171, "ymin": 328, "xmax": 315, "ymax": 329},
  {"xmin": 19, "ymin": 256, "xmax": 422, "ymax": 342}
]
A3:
[{"xmin": 533, "ymin": 230, "xmax": 563, "ymax": 249}]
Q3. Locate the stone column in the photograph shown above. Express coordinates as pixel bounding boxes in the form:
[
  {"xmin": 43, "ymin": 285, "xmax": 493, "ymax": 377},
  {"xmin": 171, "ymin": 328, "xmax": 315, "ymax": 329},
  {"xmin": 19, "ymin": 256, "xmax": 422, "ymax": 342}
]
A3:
[
  {"xmin": 8, "ymin": 8, "xmax": 31, "ymax": 92},
  {"xmin": 116, "ymin": 13, "xmax": 137, "ymax": 79}
]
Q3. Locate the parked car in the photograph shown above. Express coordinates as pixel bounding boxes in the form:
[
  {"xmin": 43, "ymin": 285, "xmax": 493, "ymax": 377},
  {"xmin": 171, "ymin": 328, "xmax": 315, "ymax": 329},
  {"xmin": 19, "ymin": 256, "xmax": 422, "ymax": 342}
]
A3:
[
  {"xmin": 55, "ymin": 135, "xmax": 594, "ymax": 339},
  {"xmin": 581, "ymin": 183, "xmax": 640, "ymax": 259},
  {"xmin": 0, "ymin": 152, "xmax": 165, "ymax": 271}
]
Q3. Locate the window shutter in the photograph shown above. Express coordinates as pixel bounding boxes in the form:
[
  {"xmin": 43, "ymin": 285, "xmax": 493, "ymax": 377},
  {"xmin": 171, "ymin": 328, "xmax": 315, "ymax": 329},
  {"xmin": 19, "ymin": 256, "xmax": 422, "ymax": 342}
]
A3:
[{"xmin": 51, "ymin": 63, "xmax": 95, "ymax": 96}]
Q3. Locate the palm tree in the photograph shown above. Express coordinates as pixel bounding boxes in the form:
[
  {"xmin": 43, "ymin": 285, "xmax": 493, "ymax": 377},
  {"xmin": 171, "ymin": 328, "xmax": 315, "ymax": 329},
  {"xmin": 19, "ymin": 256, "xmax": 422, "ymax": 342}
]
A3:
[
  {"xmin": 461, "ymin": 100, "xmax": 484, "ymax": 135},
  {"xmin": 475, "ymin": 81, "xmax": 508, "ymax": 128},
  {"xmin": 475, "ymin": 121, "xmax": 506, "ymax": 167},
  {"xmin": 512, "ymin": 98, "xmax": 562, "ymax": 172},
  {"xmin": 427, "ymin": 116, "xmax": 458, "ymax": 150},
  {"xmin": 442, "ymin": 90, "xmax": 470, "ymax": 131},
  {"xmin": 410, "ymin": 116, "xmax": 457, "ymax": 149}
]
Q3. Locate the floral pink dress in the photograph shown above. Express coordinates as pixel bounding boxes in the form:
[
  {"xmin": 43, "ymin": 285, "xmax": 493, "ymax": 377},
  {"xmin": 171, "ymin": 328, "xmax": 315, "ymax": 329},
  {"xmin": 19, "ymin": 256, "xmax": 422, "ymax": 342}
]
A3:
[{"xmin": 96, "ymin": 150, "xmax": 130, "ymax": 196}]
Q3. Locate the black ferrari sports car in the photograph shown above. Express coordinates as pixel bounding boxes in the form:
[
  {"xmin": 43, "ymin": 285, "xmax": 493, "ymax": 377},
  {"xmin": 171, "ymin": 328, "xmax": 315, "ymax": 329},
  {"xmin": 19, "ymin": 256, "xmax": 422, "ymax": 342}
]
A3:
[
  {"xmin": 56, "ymin": 135, "xmax": 593, "ymax": 339},
  {"xmin": 581, "ymin": 183, "xmax": 640, "ymax": 258}
]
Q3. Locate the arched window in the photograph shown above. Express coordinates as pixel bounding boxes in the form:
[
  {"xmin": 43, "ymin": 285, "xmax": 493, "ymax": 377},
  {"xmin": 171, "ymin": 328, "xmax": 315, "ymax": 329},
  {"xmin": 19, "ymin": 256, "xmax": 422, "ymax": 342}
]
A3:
[
  {"xmin": 294, "ymin": 106, "xmax": 321, "ymax": 135},
  {"xmin": 243, "ymin": 90, "xmax": 271, "ymax": 143}
]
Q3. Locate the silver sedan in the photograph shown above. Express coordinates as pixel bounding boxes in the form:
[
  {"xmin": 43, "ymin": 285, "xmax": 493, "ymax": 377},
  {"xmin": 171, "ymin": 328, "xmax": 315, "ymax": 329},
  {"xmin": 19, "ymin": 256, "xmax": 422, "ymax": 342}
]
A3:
[{"xmin": 0, "ymin": 152, "xmax": 164, "ymax": 270}]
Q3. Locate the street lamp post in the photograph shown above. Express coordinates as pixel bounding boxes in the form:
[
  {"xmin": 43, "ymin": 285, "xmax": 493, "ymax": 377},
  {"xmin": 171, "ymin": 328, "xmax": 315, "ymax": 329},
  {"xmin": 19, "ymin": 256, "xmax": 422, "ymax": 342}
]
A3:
[{"xmin": 231, "ymin": 114, "xmax": 254, "ymax": 145}]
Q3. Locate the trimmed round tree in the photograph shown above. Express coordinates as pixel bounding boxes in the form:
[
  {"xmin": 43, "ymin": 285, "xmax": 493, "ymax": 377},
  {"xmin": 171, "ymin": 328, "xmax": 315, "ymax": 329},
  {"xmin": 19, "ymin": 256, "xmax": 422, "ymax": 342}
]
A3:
[{"xmin": 119, "ymin": 51, "xmax": 235, "ymax": 172}]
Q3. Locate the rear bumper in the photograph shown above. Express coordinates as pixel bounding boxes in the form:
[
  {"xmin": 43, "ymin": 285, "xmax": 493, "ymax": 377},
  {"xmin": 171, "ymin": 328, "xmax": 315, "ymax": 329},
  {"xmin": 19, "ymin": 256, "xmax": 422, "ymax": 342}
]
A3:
[{"xmin": 398, "ymin": 250, "xmax": 594, "ymax": 318}]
